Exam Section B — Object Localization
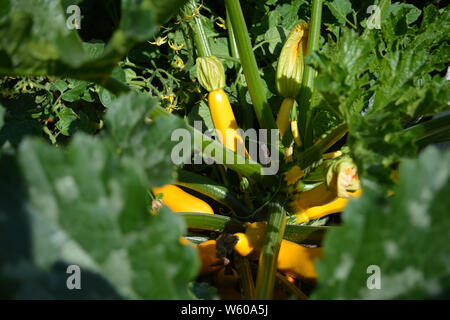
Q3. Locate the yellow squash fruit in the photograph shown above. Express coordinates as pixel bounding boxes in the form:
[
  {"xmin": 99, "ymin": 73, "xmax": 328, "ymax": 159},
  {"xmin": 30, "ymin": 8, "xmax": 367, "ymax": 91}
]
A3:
[
  {"xmin": 197, "ymin": 56, "xmax": 248, "ymax": 157},
  {"xmin": 180, "ymin": 238, "xmax": 223, "ymax": 275},
  {"xmin": 276, "ymin": 97, "xmax": 295, "ymax": 139},
  {"xmin": 277, "ymin": 240, "xmax": 322, "ymax": 283},
  {"xmin": 152, "ymin": 184, "xmax": 214, "ymax": 214},
  {"xmin": 214, "ymin": 267, "xmax": 239, "ymax": 288},
  {"xmin": 197, "ymin": 240, "xmax": 224, "ymax": 275},
  {"xmin": 233, "ymin": 224, "xmax": 322, "ymax": 282},
  {"xmin": 208, "ymin": 89, "xmax": 248, "ymax": 156},
  {"xmin": 295, "ymin": 189, "xmax": 362, "ymax": 223},
  {"xmin": 290, "ymin": 183, "xmax": 338, "ymax": 213}
]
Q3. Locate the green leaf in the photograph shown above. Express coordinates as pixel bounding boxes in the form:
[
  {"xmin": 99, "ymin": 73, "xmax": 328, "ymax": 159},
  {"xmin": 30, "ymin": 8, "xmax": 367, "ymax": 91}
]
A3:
[
  {"xmin": 325, "ymin": 0, "xmax": 352, "ymax": 26},
  {"xmin": 147, "ymin": 0, "xmax": 189, "ymax": 24},
  {"xmin": 0, "ymin": 0, "xmax": 187, "ymax": 92},
  {"xmin": 60, "ymin": 81, "xmax": 89, "ymax": 102},
  {"xmin": 55, "ymin": 107, "xmax": 78, "ymax": 136},
  {"xmin": 264, "ymin": 26, "xmax": 288, "ymax": 55},
  {"xmin": 309, "ymin": 4, "xmax": 450, "ymax": 186},
  {"xmin": 54, "ymin": 80, "xmax": 68, "ymax": 93},
  {"xmin": 105, "ymin": 91, "xmax": 186, "ymax": 187},
  {"xmin": 0, "ymin": 95, "xmax": 42, "ymax": 148},
  {"xmin": 187, "ymin": 100, "xmax": 214, "ymax": 131},
  {"xmin": 0, "ymin": 134, "xmax": 199, "ymax": 299},
  {"xmin": 98, "ymin": 66, "xmax": 127, "ymax": 108},
  {"xmin": 210, "ymin": 38, "xmax": 231, "ymax": 66},
  {"xmin": 313, "ymin": 146, "xmax": 450, "ymax": 299}
]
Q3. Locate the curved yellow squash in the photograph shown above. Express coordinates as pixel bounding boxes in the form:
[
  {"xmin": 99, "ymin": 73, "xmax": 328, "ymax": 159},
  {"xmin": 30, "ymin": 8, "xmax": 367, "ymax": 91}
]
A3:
[
  {"xmin": 152, "ymin": 184, "xmax": 214, "ymax": 214},
  {"xmin": 208, "ymin": 89, "xmax": 248, "ymax": 157}
]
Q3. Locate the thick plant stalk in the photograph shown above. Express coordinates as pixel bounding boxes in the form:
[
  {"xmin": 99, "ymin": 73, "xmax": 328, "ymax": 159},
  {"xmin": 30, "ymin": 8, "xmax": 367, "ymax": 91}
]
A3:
[
  {"xmin": 276, "ymin": 272, "xmax": 308, "ymax": 300},
  {"xmin": 177, "ymin": 212, "xmax": 244, "ymax": 233},
  {"xmin": 234, "ymin": 253, "xmax": 256, "ymax": 300},
  {"xmin": 298, "ymin": 0, "xmax": 323, "ymax": 147},
  {"xmin": 284, "ymin": 224, "xmax": 331, "ymax": 245},
  {"xmin": 226, "ymin": 9, "xmax": 254, "ymax": 130},
  {"xmin": 152, "ymin": 105, "xmax": 272, "ymax": 181},
  {"xmin": 314, "ymin": 123, "xmax": 348, "ymax": 152},
  {"xmin": 255, "ymin": 203, "xmax": 286, "ymax": 300},
  {"xmin": 187, "ymin": 0, "xmax": 212, "ymax": 57},
  {"xmin": 191, "ymin": 124, "xmax": 278, "ymax": 183},
  {"xmin": 225, "ymin": 0, "xmax": 277, "ymax": 132},
  {"xmin": 406, "ymin": 113, "xmax": 450, "ymax": 141},
  {"xmin": 176, "ymin": 169, "xmax": 252, "ymax": 218}
]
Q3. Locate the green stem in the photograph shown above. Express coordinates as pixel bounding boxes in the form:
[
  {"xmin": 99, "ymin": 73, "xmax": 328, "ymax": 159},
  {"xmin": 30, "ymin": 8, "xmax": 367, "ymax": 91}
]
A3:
[
  {"xmin": 226, "ymin": 9, "xmax": 240, "ymax": 65},
  {"xmin": 405, "ymin": 113, "xmax": 450, "ymax": 148},
  {"xmin": 227, "ymin": 7, "xmax": 254, "ymax": 130},
  {"xmin": 180, "ymin": 212, "xmax": 329, "ymax": 245},
  {"xmin": 150, "ymin": 106, "xmax": 275, "ymax": 183},
  {"xmin": 405, "ymin": 113, "xmax": 450, "ymax": 140},
  {"xmin": 298, "ymin": 0, "xmax": 323, "ymax": 147},
  {"xmin": 218, "ymin": 165, "xmax": 231, "ymax": 188},
  {"xmin": 255, "ymin": 202, "xmax": 286, "ymax": 300},
  {"xmin": 176, "ymin": 169, "xmax": 252, "ymax": 218},
  {"xmin": 283, "ymin": 225, "xmax": 332, "ymax": 245},
  {"xmin": 176, "ymin": 212, "xmax": 244, "ymax": 233},
  {"xmin": 187, "ymin": 0, "xmax": 212, "ymax": 57},
  {"xmin": 415, "ymin": 129, "xmax": 450, "ymax": 148},
  {"xmin": 276, "ymin": 272, "xmax": 309, "ymax": 300},
  {"xmin": 315, "ymin": 123, "xmax": 348, "ymax": 152},
  {"xmin": 225, "ymin": 0, "xmax": 277, "ymax": 132},
  {"xmin": 296, "ymin": 123, "xmax": 348, "ymax": 170},
  {"xmin": 191, "ymin": 124, "xmax": 278, "ymax": 184},
  {"xmin": 234, "ymin": 253, "xmax": 256, "ymax": 300}
]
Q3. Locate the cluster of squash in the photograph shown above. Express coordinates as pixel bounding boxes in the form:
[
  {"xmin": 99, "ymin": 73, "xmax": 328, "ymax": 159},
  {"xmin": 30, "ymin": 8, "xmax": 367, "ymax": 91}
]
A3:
[{"xmin": 149, "ymin": 19, "xmax": 363, "ymax": 299}]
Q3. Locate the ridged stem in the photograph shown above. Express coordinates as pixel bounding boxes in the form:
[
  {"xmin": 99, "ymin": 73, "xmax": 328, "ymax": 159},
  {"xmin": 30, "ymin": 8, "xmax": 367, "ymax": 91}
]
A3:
[
  {"xmin": 255, "ymin": 202, "xmax": 286, "ymax": 300},
  {"xmin": 298, "ymin": 0, "xmax": 323, "ymax": 147},
  {"xmin": 187, "ymin": 0, "xmax": 212, "ymax": 57},
  {"xmin": 225, "ymin": 0, "xmax": 277, "ymax": 132}
]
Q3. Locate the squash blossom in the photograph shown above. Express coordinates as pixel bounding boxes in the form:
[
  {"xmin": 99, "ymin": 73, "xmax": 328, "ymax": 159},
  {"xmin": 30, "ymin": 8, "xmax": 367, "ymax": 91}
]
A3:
[
  {"xmin": 288, "ymin": 157, "xmax": 362, "ymax": 222},
  {"xmin": 324, "ymin": 157, "xmax": 361, "ymax": 198},
  {"xmin": 275, "ymin": 22, "xmax": 309, "ymax": 146}
]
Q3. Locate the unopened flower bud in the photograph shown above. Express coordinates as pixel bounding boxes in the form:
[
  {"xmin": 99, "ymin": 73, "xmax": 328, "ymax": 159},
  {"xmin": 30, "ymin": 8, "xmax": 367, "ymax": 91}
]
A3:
[
  {"xmin": 196, "ymin": 56, "xmax": 225, "ymax": 92},
  {"xmin": 276, "ymin": 22, "xmax": 309, "ymax": 98}
]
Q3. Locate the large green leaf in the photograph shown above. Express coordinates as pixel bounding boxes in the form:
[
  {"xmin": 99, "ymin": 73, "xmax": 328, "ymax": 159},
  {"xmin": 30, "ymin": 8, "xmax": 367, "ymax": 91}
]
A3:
[
  {"xmin": 310, "ymin": 3, "xmax": 450, "ymax": 187},
  {"xmin": 313, "ymin": 146, "xmax": 450, "ymax": 299},
  {"xmin": 0, "ymin": 0, "xmax": 187, "ymax": 89},
  {"xmin": 105, "ymin": 92, "xmax": 187, "ymax": 187},
  {"xmin": 0, "ymin": 134, "xmax": 199, "ymax": 299},
  {"xmin": 325, "ymin": 0, "xmax": 353, "ymax": 26}
]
